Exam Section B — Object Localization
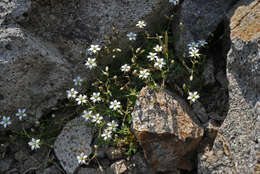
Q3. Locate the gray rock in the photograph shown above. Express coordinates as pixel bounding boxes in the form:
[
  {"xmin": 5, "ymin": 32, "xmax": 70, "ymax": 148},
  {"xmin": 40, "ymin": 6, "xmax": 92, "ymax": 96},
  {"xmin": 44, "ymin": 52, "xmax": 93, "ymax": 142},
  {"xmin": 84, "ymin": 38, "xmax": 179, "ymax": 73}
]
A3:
[
  {"xmin": 216, "ymin": 71, "xmax": 229, "ymax": 88},
  {"xmin": 0, "ymin": 0, "xmax": 31, "ymax": 25},
  {"xmin": 128, "ymin": 152, "xmax": 154, "ymax": 174},
  {"xmin": 77, "ymin": 168, "xmax": 103, "ymax": 174},
  {"xmin": 54, "ymin": 117, "xmax": 94, "ymax": 174},
  {"xmin": 0, "ymin": 25, "xmax": 80, "ymax": 130},
  {"xmin": 208, "ymin": 112, "xmax": 225, "ymax": 121},
  {"xmin": 172, "ymin": 0, "xmax": 236, "ymax": 55},
  {"xmin": 202, "ymin": 58, "xmax": 215, "ymax": 86},
  {"xmin": 192, "ymin": 101, "xmax": 209, "ymax": 123},
  {"xmin": 132, "ymin": 87, "xmax": 204, "ymax": 172},
  {"xmin": 198, "ymin": 1, "xmax": 260, "ymax": 173},
  {"xmin": 0, "ymin": 158, "xmax": 13, "ymax": 173},
  {"xmin": 36, "ymin": 165, "xmax": 62, "ymax": 174}
]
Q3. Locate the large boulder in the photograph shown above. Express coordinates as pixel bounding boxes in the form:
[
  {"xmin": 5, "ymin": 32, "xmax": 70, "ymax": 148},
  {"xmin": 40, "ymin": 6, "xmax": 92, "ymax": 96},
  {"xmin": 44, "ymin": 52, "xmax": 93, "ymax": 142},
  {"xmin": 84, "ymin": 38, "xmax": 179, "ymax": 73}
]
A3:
[
  {"xmin": 0, "ymin": 25, "xmax": 83, "ymax": 123},
  {"xmin": 172, "ymin": 0, "xmax": 236, "ymax": 56},
  {"xmin": 198, "ymin": 0, "xmax": 260, "ymax": 173},
  {"xmin": 0, "ymin": 0, "xmax": 172, "ymax": 126},
  {"xmin": 132, "ymin": 87, "xmax": 204, "ymax": 172}
]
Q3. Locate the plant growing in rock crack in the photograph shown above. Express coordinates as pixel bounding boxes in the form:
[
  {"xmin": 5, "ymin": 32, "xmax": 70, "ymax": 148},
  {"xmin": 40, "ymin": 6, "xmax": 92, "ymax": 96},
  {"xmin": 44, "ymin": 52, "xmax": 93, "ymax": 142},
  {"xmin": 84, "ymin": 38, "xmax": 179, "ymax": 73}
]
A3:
[
  {"xmin": 64, "ymin": 17, "xmax": 208, "ymax": 166},
  {"xmin": 0, "ymin": 1, "xmax": 208, "ymax": 168}
]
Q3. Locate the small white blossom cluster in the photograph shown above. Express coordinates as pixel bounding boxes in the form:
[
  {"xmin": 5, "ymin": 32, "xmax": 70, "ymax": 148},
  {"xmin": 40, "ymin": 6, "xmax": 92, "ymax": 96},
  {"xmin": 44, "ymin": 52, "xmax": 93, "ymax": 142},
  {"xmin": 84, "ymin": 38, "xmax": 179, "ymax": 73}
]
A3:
[
  {"xmin": 188, "ymin": 40, "xmax": 207, "ymax": 58},
  {"xmin": 147, "ymin": 45, "xmax": 166, "ymax": 70},
  {"xmin": 0, "ymin": 109, "xmax": 42, "ymax": 151},
  {"xmin": 126, "ymin": 20, "xmax": 146, "ymax": 41},
  {"xmin": 0, "ymin": 108, "xmax": 27, "ymax": 128},
  {"xmin": 85, "ymin": 44, "xmax": 101, "ymax": 69},
  {"xmin": 80, "ymin": 109, "xmax": 119, "ymax": 141},
  {"xmin": 169, "ymin": 0, "xmax": 179, "ymax": 5},
  {"xmin": 66, "ymin": 88, "xmax": 88, "ymax": 105}
]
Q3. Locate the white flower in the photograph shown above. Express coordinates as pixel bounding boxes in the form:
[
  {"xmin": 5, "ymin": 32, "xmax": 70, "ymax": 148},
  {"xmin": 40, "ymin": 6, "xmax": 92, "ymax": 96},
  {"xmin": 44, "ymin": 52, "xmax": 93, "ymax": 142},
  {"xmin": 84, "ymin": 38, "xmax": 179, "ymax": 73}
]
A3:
[
  {"xmin": 77, "ymin": 152, "xmax": 88, "ymax": 164},
  {"xmin": 85, "ymin": 58, "xmax": 97, "ymax": 69},
  {"xmin": 92, "ymin": 114, "xmax": 103, "ymax": 124},
  {"xmin": 109, "ymin": 100, "xmax": 121, "ymax": 111},
  {"xmin": 169, "ymin": 0, "xmax": 179, "ymax": 5},
  {"xmin": 28, "ymin": 138, "xmax": 40, "ymax": 150},
  {"xmin": 107, "ymin": 120, "xmax": 118, "ymax": 132},
  {"xmin": 66, "ymin": 88, "xmax": 78, "ymax": 99},
  {"xmin": 188, "ymin": 42, "xmax": 199, "ymax": 49},
  {"xmin": 154, "ymin": 58, "xmax": 166, "ymax": 70},
  {"xmin": 136, "ymin": 20, "xmax": 146, "ymax": 28},
  {"xmin": 153, "ymin": 45, "xmax": 163, "ymax": 52},
  {"xmin": 121, "ymin": 64, "xmax": 131, "ymax": 72},
  {"xmin": 81, "ymin": 110, "xmax": 93, "ymax": 121},
  {"xmin": 189, "ymin": 47, "xmax": 200, "ymax": 58},
  {"xmin": 147, "ymin": 52, "xmax": 158, "ymax": 61},
  {"xmin": 73, "ymin": 76, "xmax": 83, "ymax": 86},
  {"xmin": 88, "ymin": 45, "xmax": 101, "ymax": 54},
  {"xmin": 198, "ymin": 40, "xmax": 207, "ymax": 47},
  {"xmin": 0, "ymin": 116, "xmax": 11, "ymax": 128},
  {"xmin": 16, "ymin": 109, "xmax": 27, "ymax": 121},
  {"xmin": 101, "ymin": 130, "xmax": 112, "ymax": 140},
  {"xmin": 127, "ymin": 32, "xmax": 137, "ymax": 41},
  {"xmin": 90, "ymin": 92, "xmax": 101, "ymax": 103},
  {"xmin": 86, "ymin": 48, "xmax": 93, "ymax": 56},
  {"xmin": 138, "ymin": 69, "xmax": 150, "ymax": 79},
  {"xmin": 187, "ymin": 91, "xmax": 200, "ymax": 103},
  {"xmin": 75, "ymin": 94, "xmax": 87, "ymax": 105}
]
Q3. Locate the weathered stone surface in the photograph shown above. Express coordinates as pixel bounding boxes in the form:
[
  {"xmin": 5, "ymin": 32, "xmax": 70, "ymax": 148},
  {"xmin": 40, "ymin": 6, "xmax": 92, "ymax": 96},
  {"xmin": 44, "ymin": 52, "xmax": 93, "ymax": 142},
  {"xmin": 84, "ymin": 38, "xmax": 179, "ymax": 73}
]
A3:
[
  {"xmin": 0, "ymin": 0, "xmax": 31, "ymax": 25},
  {"xmin": 36, "ymin": 165, "xmax": 63, "ymax": 174},
  {"xmin": 0, "ymin": 0, "xmax": 172, "ymax": 127},
  {"xmin": 172, "ymin": 0, "xmax": 236, "ymax": 55},
  {"xmin": 0, "ymin": 25, "xmax": 80, "ymax": 127},
  {"xmin": 54, "ymin": 117, "xmax": 94, "ymax": 174},
  {"xmin": 198, "ymin": 1, "xmax": 260, "ymax": 173},
  {"xmin": 192, "ymin": 102, "xmax": 208, "ymax": 124},
  {"xmin": 77, "ymin": 168, "xmax": 102, "ymax": 174},
  {"xmin": 132, "ymin": 87, "xmax": 204, "ymax": 172},
  {"xmin": 109, "ymin": 160, "xmax": 128, "ymax": 174},
  {"xmin": 202, "ymin": 58, "xmax": 215, "ymax": 86},
  {"xmin": 127, "ymin": 152, "xmax": 155, "ymax": 174}
]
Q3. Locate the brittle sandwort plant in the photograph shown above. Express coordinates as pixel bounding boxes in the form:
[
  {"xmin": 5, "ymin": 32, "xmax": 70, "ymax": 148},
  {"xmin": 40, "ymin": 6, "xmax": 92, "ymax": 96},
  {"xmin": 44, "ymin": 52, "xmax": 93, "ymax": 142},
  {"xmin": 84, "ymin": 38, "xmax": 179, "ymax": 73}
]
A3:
[{"xmin": 0, "ymin": 0, "xmax": 209, "ymax": 167}]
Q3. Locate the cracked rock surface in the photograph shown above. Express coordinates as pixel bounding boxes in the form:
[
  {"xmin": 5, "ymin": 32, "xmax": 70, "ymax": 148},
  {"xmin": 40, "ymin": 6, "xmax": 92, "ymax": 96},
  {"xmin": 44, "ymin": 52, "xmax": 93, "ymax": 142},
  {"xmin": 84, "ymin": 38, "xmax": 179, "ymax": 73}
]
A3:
[{"xmin": 132, "ymin": 87, "xmax": 204, "ymax": 172}]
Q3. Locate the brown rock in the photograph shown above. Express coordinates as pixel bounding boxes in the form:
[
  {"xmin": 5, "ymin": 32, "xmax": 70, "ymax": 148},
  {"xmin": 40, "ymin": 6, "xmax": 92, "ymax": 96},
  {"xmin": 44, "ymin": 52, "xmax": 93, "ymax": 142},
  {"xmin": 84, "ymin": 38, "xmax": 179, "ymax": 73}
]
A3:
[
  {"xmin": 230, "ymin": 0, "xmax": 260, "ymax": 41},
  {"xmin": 109, "ymin": 160, "xmax": 127, "ymax": 174},
  {"xmin": 132, "ymin": 87, "xmax": 204, "ymax": 172}
]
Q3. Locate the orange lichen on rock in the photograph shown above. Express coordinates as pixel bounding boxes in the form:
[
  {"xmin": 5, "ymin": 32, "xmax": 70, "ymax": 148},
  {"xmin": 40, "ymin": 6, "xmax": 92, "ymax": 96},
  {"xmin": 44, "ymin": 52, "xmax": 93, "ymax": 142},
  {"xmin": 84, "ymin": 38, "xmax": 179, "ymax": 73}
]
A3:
[{"xmin": 230, "ymin": 1, "xmax": 260, "ymax": 41}]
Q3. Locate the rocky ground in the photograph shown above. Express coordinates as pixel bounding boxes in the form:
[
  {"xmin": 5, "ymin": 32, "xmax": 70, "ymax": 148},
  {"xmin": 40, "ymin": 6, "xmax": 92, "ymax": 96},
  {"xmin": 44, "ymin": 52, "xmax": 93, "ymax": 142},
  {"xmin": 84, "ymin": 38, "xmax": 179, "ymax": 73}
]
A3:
[{"xmin": 0, "ymin": 0, "xmax": 259, "ymax": 174}]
